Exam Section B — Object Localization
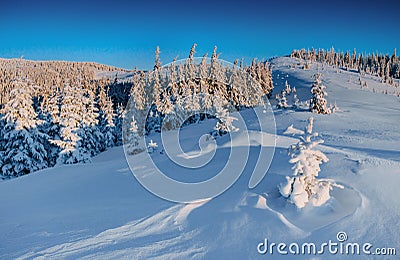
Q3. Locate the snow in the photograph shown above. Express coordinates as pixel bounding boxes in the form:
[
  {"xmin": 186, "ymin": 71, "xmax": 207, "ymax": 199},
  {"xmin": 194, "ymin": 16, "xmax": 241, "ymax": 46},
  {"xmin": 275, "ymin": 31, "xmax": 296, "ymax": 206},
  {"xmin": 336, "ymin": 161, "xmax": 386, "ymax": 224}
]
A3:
[
  {"xmin": 95, "ymin": 71, "xmax": 135, "ymax": 82},
  {"xmin": 1, "ymin": 57, "xmax": 400, "ymax": 258},
  {"xmin": 283, "ymin": 124, "xmax": 304, "ymax": 135}
]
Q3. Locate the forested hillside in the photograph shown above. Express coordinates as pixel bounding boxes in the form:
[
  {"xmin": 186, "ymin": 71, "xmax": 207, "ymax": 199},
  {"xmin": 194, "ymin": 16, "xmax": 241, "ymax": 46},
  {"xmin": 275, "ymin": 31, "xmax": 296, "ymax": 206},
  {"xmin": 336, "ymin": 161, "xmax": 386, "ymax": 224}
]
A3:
[{"xmin": 0, "ymin": 45, "xmax": 273, "ymax": 177}]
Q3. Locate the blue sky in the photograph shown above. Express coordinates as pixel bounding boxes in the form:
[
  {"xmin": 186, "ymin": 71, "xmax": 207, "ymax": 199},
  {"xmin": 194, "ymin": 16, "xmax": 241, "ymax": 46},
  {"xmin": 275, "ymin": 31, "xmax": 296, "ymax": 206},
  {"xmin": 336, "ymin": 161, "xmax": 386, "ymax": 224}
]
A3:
[{"xmin": 0, "ymin": 0, "xmax": 399, "ymax": 70}]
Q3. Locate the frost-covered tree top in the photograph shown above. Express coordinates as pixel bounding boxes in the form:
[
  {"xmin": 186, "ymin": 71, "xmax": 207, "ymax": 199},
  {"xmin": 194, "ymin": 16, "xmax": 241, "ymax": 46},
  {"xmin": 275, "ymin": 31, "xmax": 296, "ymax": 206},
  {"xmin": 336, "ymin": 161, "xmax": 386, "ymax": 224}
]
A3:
[
  {"xmin": 310, "ymin": 73, "xmax": 331, "ymax": 114},
  {"xmin": 186, "ymin": 43, "xmax": 197, "ymax": 79},
  {"xmin": 285, "ymin": 80, "xmax": 291, "ymax": 94},
  {"xmin": 2, "ymin": 80, "xmax": 39, "ymax": 130},
  {"xmin": 98, "ymin": 86, "xmax": 114, "ymax": 128},
  {"xmin": 154, "ymin": 46, "xmax": 161, "ymax": 71}
]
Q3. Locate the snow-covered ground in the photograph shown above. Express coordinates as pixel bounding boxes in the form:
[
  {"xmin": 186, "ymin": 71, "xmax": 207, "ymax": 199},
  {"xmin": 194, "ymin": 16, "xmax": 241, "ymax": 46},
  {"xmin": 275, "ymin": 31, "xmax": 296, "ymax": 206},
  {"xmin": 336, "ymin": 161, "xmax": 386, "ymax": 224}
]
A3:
[{"xmin": 1, "ymin": 57, "xmax": 399, "ymax": 259}]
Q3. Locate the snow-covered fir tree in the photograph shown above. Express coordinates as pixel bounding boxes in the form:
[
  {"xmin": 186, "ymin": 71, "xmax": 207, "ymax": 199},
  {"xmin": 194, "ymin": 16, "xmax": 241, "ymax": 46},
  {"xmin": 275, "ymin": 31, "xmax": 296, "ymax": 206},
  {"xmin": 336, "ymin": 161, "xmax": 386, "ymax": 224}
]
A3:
[
  {"xmin": 97, "ymin": 86, "xmax": 115, "ymax": 150},
  {"xmin": 210, "ymin": 46, "xmax": 220, "ymax": 82},
  {"xmin": 153, "ymin": 47, "xmax": 163, "ymax": 111},
  {"xmin": 199, "ymin": 54, "xmax": 214, "ymax": 112},
  {"xmin": 210, "ymin": 46, "xmax": 228, "ymax": 99},
  {"xmin": 248, "ymin": 59, "xmax": 274, "ymax": 97},
  {"xmin": 275, "ymin": 93, "xmax": 280, "ymax": 103},
  {"xmin": 246, "ymin": 73, "xmax": 263, "ymax": 106},
  {"xmin": 199, "ymin": 53, "xmax": 209, "ymax": 88},
  {"xmin": 276, "ymin": 91, "xmax": 288, "ymax": 109},
  {"xmin": 330, "ymin": 102, "xmax": 340, "ymax": 113},
  {"xmin": 50, "ymin": 83, "xmax": 91, "ymax": 164},
  {"xmin": 293, "ymin": 93, "xmax": 299, "ymax": 109},
  {"xmin": 38, "ymin": 88, "xmax": 61, "ymax": 167},
  {"xmin": 152, "ymin": 69, "xmax": 163, "ymax": 110},
  {"xmin": 150, "ymin": 47, "xmax": 164, "ymax": 132},
  {"xmin": 160, "ymin": 59, "xmax": 182, "ymax": 131},
  {"xmin": 213, "ymin": 98, "xmax": 237, "ymax": 136},
  {"xmin": 0, "ymin": 80, "xmax": 48, "ymax": 177},
  {"xmin": 113, "ymin": 103, "xmax": 125, "ymax": 146},
  {"xmin": 158, "ymin": 88, "xmax": 174, "ymax": 114},
  {"xmin": 285, "ymin": 80, "xmax": 291, "ymax": 94},
  {"xmin": 186, "ymin": 43, "xmax": 197, "ymax": 81},
  {"xmin": 40, "ymin": 87, "xmax": 61, "ymax": 125},
  {"xmin": 132, "ymin": 72, "xmax": 147, "ymax": 111},
  {"xmin": 154, "ymin": 46, "xmax": 162, "ymax": 70},
  {"xmin": 228, "ymin": 61, "xmax": 239, "ymax": 106},
  {"xmin": 125, "ymin": 114, "xmax": 143, "ymax": 155},
  {"xmin": 310, "ymin": 73, "xmax": 330, "ymax": 114},
  {"xmin": 278, "ymin": 117, "xmax": 341, "ymax": 208},
  {"xmin": 147, "ymin": 139, "xmax": 158, "ymax": 153},
  {"xmin": 80, "ymin": 88, "xmax": 103, "ymax": 156}
]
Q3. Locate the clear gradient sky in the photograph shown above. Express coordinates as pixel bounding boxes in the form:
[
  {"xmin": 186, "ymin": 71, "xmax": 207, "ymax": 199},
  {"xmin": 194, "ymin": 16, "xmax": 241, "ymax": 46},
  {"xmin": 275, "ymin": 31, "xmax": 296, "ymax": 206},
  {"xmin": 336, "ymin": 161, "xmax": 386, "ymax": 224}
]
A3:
[{"xmin": 0, "ymin": 0, "xmax": 399, "ymax": 70}]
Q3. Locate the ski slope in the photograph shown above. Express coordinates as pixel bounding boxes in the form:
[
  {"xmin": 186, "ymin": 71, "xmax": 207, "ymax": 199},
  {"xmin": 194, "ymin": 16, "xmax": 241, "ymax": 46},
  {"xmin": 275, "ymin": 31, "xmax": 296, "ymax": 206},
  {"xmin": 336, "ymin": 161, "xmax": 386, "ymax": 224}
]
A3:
[{"xmin": 1, "ymin": 57, "xmax": 399, "ymax": 259}]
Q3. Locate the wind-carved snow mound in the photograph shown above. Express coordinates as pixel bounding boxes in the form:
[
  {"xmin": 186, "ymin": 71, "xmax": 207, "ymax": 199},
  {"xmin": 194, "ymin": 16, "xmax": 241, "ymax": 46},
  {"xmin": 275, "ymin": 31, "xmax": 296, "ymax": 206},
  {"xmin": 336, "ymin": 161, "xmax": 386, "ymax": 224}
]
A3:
[
  {"xmin": 19, "ymin": 202, "xmax": 209, "ymax": 259},
  {"xmin": 264, "ymin": 179, "xmax": 362, "ymax": 232}
]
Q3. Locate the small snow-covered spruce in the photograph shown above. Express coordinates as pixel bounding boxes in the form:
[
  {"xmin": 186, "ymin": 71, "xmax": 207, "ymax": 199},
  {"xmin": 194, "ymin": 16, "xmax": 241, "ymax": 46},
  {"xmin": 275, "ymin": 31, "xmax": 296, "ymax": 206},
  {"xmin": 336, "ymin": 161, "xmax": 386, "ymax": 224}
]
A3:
[
  {"xmin": 147, "ymin": 140, "xmax": 158, "ymax": 153},
  {"xmin": 275, "ymin": 93, "xmax": 280, "ymax": 102},
  {"xmin": 278, "ymin": 117, "xmax": 342, "ymax": 208},
  {"xmin": 329, "ymin": 102, "xmax": 340, "ymax": 113},
  {"xmin": 285, "ymin": 80, "xmax": 291, "ymax": 94},
  {"xmin": 276, "ymin": 90, "xmax": 288, "ymax": 109},
  {"xmin": 293, "ymin": 94, "xmax": 299, "ymax": 109},
  {"xmin": 113, "ymin": 103, "xmax": 125, "ymax": 146},
  {"xmin": 304, "ymin": 60, "xmax": 310, "ymax": 70},
  {"xmin": 97, "ymin": 86, "xmax": 116, "ymax": 150},
  {"xmin": 213, "ymin": 98, "xmax": 238, "ymax": 136},
  {"xmin": 310, "ymin": 73, "xmax": 331, "ymax": 114},
  {"xmin": 126, "ymin": 115, "xmax": 143, "ymax": 155}
]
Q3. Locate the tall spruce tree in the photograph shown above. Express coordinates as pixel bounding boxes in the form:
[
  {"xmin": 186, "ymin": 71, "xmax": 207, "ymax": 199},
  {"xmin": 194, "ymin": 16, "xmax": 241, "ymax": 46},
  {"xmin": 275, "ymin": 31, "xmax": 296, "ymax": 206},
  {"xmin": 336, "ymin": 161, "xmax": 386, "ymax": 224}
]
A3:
[
  {"xmin": 97, "ymin": 86, "xmax": 116, "ymax": 150},
  {"xmin": 80, "ymin": 87, "xmax": 103, "ymax": 156},
  {"xmin": 39, "ymin": 87, "xmax": 61, "ymax": 167},
  {"xmin": 51, "ymin": 83, "xmax": 91, "ymax": 164}
]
